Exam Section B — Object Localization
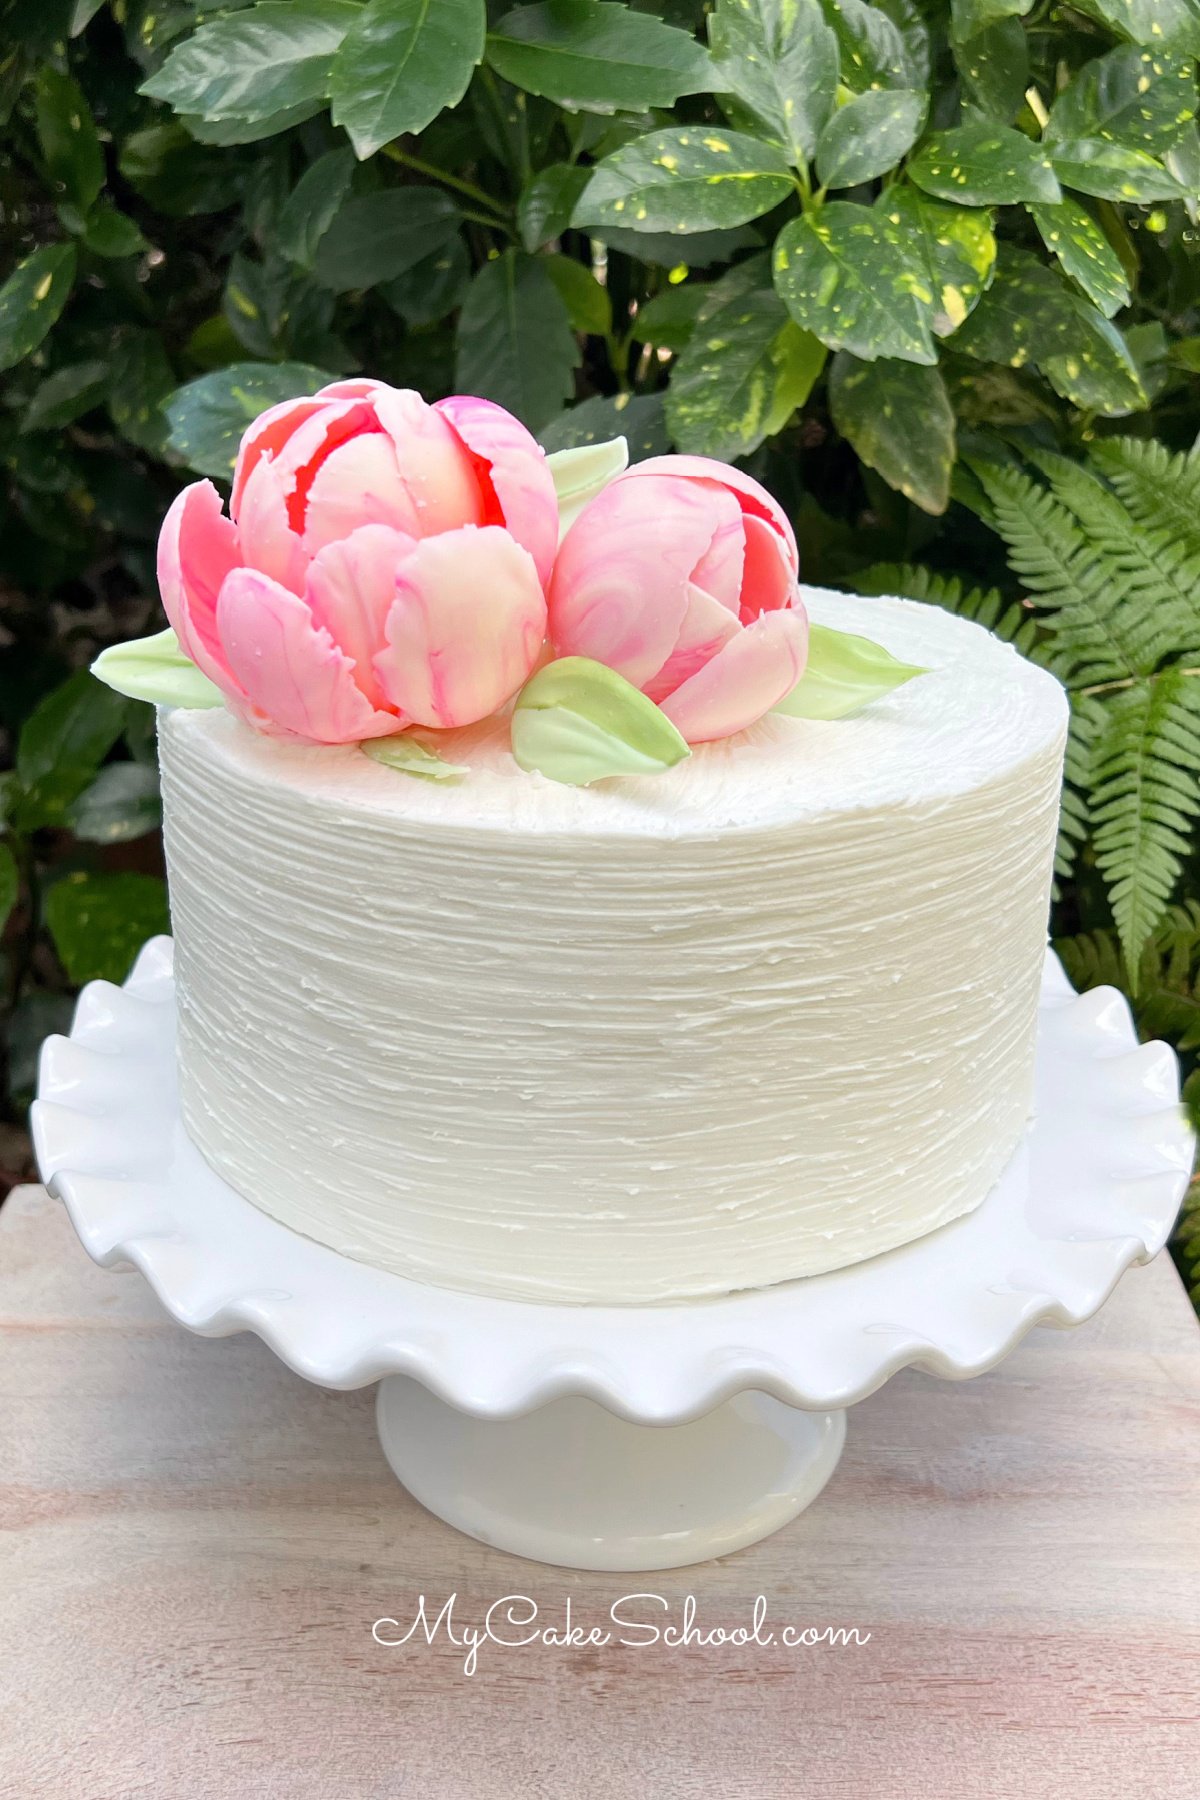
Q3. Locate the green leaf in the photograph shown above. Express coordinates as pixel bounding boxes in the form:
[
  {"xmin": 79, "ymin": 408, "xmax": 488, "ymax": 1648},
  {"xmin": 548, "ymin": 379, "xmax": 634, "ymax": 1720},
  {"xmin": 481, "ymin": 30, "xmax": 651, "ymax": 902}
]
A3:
[
  {"xmin": 951, "ymin": 244, "xmax": 1075, "ymax": 366},
  {"xmin": 312, "ymin": 188, "xmax": 461, "ymax": 291},
  {"xmin": 91, "ymin": 629, "xmax": 227, "ymax": 711},
  {"xmin": 0, "ymin": 841, "xmax": 17, "ymax": 939},
  {"xmin": 573, "ymin": 126, "xmax": 795, "ymax": 235},
  {"xmin": 880, "ymin": 186, "xmax": 996, "ymax": 338},
  {"xmin": 180, "ymin": 101, "xmax": 326, "ymax": 144},
  {"xmin": 140, "ymin": 1, "xmax": 360, "ymax": 124},
  {"xmin": 1068, "ymin": 0, "xmax": 1200, "ymax": 55},
  {"xmin": 633, "ymin": 282, "xmax": 709, "ymax": 350},
  {"xmin": 820, "ymin": 0, "xmax": 929, "ymax": 94},
  {"xmin": 455, "ymin": 249, "xmax": 579, "ymax": 432},
  {"xmin": 518, "ymin": 163, "xmax": 590, "ymax": 250},
  {"xmin": 1046, "ymin": 44, "xmax": 1196, "ymax": 155},
  {"xmin": 546, "ymin": 434, "xmax": 629, "ymax": 535},
  {"xmin": 539, "ymin": 392, "xmax": 671, "ymax": 460},
  {"xmin": 35, "ymin": 63, "xmax": 103, "ymax": 210},
  {"xmin": 512, "ymin": 656, "xmax": 691, "ymax": 785},
  {"xmin": 829, "ymin": 351, "xmax": 955, "ymax": 514},
  {"xmin": 543, "ymin": 252, "xmax": 612, "ymax": 335},
  {"xmin": 953, "ymin": 15, "xmax": 1029, "ymax": 123},
  {"xmin": 772, "ymin": 201, "xmax": 937, "ymax": 365},
  {"xmin": 0, "ymin": 243, "xmax": 76, "ymax": 374},
  {"xmin": 1049, "ymin": 137, "xmax": 1188, "ymax": 201},
  {"xmin": 14, "ymin": 669, "xmax": 129, "ymax": 831},
  {"xmin": 950, "ymin": 0, "xmax": 1031, "ymax": 35},
  {"xmin": 774, "ymin": 620, "xmax": 927, "ymax": 718},
  {"xmin": 381, "ymin": 236, "xmax": 471, "ymax": 324},
  {"xmin": 331, "ymin": 0, "xmax": 486, "ymax": 159},
  {"xmin": 1091, "ymin": 669, "xmax": 1200, "ymax": 981},
  {"xmin": 910, "ymin": 123, "xmax": 1061, "ymax": 205},
  {"xmin": 107, "ymin": 331, "xmax": 175, "ymax": 454},
  {"xmin": 666, "ymin": 263, "xmax": 824, "ymax": 459},
  {"xmin": 68, "ymin": 762, "xmax": 162, "ymax": 843},
  {"xmin": 708, "ymin": 0, "xmax": 838, "ymax": 165},
  {"xmin": 1042, "ymin": 305, "xmax": 1147, "ymax": 415},
  {"xmin": 5, "ymin": 993, "xmax": 75, "ymax": 1112},
  {"xmin": 77, "ymin": 203, "xmax": 150, "ymax": 259},
  {"xmin": 815, "ymin": 89, "xmax": 925, "ymax": 189},
  {"xmin": 361, "ymin": 736, "xmax": 468, "ymax": 781},
  {"xmin": 45, "ymin": 871, "xmax": 171, "ymax": 986},
  {"xmin": 22, "ymin": 359, "xmax": 108, "ymax": 431},
  {"xmin": 1028, "ymin": 197, "xmax": 1131, "ymax": 316},
  {"xmin": 163, "ymin": 362, "xmax": 338, "ymax": 480},
  {"xmin": 486, "ymin": 1, "xmax": 711, "ymax": 112},
  {"xmin": 276, "ymin": 148, "xmax": 356, "ymax": 267}
]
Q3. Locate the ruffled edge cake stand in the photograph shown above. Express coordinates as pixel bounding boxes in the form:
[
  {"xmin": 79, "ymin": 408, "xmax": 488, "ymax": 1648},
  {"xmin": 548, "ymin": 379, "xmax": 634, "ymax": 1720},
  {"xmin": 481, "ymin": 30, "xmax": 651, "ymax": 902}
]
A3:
[{"xmin": 32, "ymin": 938, "xmax": 1193, "ymax": 1571}]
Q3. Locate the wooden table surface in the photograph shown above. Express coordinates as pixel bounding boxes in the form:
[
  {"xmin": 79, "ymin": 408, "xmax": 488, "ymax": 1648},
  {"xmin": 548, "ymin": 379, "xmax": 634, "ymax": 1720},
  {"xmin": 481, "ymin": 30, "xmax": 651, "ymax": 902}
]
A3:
[{"xmin": 2, "ymin": 1182, "xmax": 1198, "ymax": 1799}]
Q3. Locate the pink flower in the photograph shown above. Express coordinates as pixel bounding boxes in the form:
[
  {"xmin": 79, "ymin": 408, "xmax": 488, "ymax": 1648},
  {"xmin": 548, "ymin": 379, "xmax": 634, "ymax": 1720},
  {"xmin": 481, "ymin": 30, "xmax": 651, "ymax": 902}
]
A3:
[
  {"xmin": 157, "ymin": 381, "xmax": 557, "ymax": 741},
  {"xmin": 547, "ymin": 455, "xmax": 808, "ymax": 743}
]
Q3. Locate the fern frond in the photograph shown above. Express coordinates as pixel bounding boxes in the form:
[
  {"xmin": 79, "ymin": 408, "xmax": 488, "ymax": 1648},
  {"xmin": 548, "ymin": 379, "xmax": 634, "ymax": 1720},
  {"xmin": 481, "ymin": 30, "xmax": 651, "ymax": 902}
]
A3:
[
  {"xmin": 1089, "ymin": 668, "xmax": 1200, "ymax": 984},
  {"xmin": 1026, "ymin": 449, "xmax": 1200, "ymax": 664},
  {"xmin": 968, "ymin": 459, "xmax": 1159, "ymax": 687},
  {"xmin": 1055, "ymin": 693, "xmax": 1103, "ymax": 886},
  {"xmin": 1089, "ymin": 437, "xmax": 1200, "ymax": 565},
  {"xmin": 1055, "ymin": 927, "xmax": 1126, "ymax": 994}
]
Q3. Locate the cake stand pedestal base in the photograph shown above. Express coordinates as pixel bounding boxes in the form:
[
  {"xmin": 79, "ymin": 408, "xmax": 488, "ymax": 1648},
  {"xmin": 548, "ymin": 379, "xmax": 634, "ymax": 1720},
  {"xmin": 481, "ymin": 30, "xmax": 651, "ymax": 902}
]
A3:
[{"xmin": 376, "ymin": 1377, "xmax": 846, "ymax": 1571}]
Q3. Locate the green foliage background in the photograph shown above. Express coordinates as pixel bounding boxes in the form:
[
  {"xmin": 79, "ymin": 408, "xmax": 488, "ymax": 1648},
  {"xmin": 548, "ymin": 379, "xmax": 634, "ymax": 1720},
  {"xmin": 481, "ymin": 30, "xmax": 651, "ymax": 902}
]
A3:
[{"xmin": 0, "ymin": 0, "xmax": 1197, "ymax": 1263}]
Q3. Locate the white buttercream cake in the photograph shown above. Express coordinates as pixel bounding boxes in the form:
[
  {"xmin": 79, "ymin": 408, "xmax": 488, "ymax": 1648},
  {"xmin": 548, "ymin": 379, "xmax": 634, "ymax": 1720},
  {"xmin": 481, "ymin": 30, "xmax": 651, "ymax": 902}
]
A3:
[{"xmin": 158, "ymin": 587, "xmax": 1067, "ymax": 1304}]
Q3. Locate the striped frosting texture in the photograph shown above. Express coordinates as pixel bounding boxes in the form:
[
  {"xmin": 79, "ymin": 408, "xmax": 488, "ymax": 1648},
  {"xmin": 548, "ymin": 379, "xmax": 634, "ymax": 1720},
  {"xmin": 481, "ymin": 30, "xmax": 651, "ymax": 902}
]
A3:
[{"xmin": 159, "ymin": 591, "xmax": 1068, "ymax": 1304}]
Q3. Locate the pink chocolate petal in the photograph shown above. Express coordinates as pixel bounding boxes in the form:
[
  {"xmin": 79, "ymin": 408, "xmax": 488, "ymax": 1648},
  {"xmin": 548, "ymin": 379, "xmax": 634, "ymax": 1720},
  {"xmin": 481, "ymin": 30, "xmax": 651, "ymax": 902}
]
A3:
[
  {"xmin": 738, "ymin": 512, "xmax": 799, "ymax": 622},
  {"xmin": 305, "ymin": 523, "xmax": 416, "ymax": 710},
  {"xmin": 548, "ymin": 473, "xmax": 719, "ymax": 690},
  {"xmin": 374, "ymin": 526, "xmax": 547, "ymax": 729},
  {"xmin": 372, "ymin": 388, "xmax": 486, "ymax": 539},
  {"xmin": 236, "ymin": 456, "xmax": 310, "ymax": 595},
  {"xmin": 643, "ymin": 581, "xmax": 741, "ymax": 704},
  {"xmin": 658, "ymin": 606, "xmax": 809, "ymax": 744},
  {"xmin": 156, "ymin": 479, "xmax": 244, "ymax": 693},
  {"xmin": 629, "ymin": 454, "xmax": 798, "ymax": 575},
  {"xmin": 231, "ymin": 395, "xmax": 329, "ymax": 520},
  {"xmin": 216, "ymin": 567, "xmax": 400, "ymax": 744},
  {"xmin": 435, "ymin": 394, "xmax": 558, "ymax": 588},
  {"xmin": 301, "ymin": 431, "xmax": 424, "ymax": 555}
]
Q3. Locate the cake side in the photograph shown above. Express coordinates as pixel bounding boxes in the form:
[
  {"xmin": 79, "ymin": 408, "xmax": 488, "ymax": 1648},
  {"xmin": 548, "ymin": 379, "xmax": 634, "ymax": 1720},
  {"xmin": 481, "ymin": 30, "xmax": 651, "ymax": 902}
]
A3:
[{"xmin": 160, "ymin": 593, "xmax": 1068, "ymax": 1304}]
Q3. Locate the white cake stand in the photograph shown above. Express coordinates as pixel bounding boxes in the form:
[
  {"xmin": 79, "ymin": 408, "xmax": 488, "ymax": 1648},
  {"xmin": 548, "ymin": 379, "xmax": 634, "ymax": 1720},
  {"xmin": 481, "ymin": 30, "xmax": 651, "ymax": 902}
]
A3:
[{"xmin": 32, "ymin": 938, "xmax": 1192, "ymax": 1571}]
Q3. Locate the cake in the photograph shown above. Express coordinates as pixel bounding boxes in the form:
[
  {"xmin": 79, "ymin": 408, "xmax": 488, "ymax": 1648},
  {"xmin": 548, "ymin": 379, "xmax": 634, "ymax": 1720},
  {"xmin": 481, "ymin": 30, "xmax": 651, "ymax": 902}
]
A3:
[{"xmin": 96, "ymin": 380, "xmax": 1068, "ymax": 1306}]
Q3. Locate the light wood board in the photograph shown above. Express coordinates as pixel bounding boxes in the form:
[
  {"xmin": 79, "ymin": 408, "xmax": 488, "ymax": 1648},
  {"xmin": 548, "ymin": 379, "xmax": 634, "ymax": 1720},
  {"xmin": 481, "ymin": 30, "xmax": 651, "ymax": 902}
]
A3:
[{"xmin": 2, "ymin": 1183, "xmax": 1198, "ymax": 1799}]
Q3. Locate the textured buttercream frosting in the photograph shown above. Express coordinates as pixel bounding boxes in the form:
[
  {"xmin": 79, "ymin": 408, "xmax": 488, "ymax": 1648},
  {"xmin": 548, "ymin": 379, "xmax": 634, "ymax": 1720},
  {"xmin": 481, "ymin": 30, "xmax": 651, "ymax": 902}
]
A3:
[{"xmin": 159, "ymin": 589, "xmax": 1068, "ymax": 1304}]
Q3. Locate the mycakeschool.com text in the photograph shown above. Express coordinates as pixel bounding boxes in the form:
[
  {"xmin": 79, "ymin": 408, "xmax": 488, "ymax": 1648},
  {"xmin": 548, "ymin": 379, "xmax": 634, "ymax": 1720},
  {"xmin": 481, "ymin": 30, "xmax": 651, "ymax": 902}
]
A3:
[{"xmin": 372, "ymin": 1594, "xmax": 872, "ymax": 1677}]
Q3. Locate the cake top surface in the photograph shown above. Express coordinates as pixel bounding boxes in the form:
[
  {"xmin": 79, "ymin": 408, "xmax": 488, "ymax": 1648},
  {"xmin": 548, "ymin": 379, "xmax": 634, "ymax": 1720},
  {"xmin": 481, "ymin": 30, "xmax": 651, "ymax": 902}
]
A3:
[{"xmin": 160, "ymin": 589, "xmax": 1067, "ymax": 839}]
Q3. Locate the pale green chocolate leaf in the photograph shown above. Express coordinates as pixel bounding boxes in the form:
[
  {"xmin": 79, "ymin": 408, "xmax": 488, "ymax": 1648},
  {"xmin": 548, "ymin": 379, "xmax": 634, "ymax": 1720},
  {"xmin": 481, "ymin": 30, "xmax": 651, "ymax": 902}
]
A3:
[
  {"xmin": 362, "ymin": 737, "xmax": 467, "ymax": 781},
  {"xmin": 775, "ymin": 621, "xmax": 928, "ymax": 719},
  {"xmin": 91, "ymin": 629, "xmax": 226, "ymax": 710},
  {"xmin": 572, "ymin": 127, "xmax": 795, "ymax": 236},
  {"xmin": 512, "ymin": 657, "xmax": 691, "ymax": 785},
  {"xmin": 547, "ymin": 435, "xmax": 629, "ymax": 537}
]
